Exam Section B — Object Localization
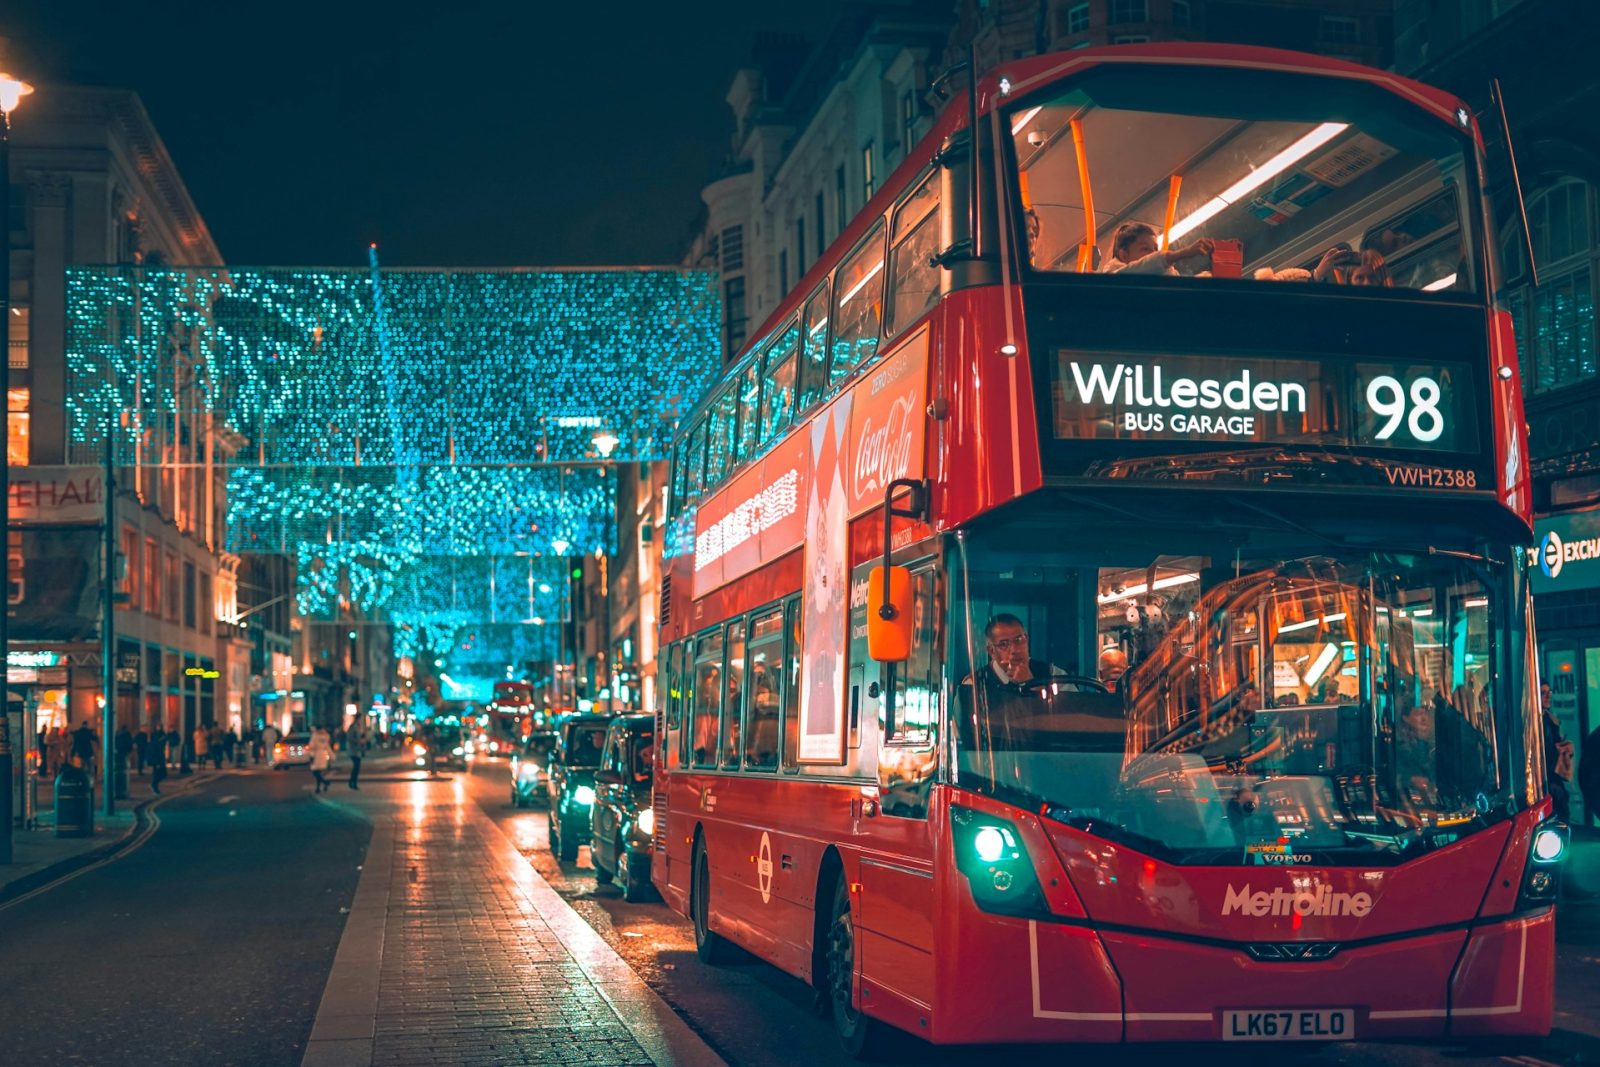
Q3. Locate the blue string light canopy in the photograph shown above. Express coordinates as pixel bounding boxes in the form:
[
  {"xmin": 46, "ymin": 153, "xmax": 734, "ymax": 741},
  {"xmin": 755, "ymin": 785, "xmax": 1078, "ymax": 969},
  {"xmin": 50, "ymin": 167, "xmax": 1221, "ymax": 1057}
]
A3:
[{"xmin": 64, "ymin": 262, "xmax": 721, "ymax": 664}]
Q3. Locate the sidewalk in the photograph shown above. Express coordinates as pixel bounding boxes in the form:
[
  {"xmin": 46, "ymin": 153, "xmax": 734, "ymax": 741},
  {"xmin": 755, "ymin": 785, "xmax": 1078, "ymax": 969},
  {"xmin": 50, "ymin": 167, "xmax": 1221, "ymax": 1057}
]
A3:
[
  {"xmin": 303, "ymin": 784, "xmax": 722, "ymax": 1067},
  {"xmin": 0, "ymin": 762, "xmax": 226, "ymax": 902}
]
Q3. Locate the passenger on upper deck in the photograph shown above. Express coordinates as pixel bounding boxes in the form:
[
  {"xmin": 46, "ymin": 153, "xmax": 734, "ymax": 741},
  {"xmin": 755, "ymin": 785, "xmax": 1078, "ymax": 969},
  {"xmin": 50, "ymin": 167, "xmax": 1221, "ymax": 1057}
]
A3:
[{"xmin": 1099, "ymin": 221, "xmax": 1216, "ymax": 276}]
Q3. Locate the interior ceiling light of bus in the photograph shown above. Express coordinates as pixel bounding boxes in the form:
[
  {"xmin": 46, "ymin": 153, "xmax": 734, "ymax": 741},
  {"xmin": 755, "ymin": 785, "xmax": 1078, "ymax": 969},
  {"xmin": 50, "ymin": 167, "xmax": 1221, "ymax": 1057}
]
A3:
[
  {"xmin": 1167, "ymin": 122, "xmax": 1348, "ymax": 244},
  {"xmin": 1096, "ymin": 571, "xmax": 1200, "ymax": 604}
]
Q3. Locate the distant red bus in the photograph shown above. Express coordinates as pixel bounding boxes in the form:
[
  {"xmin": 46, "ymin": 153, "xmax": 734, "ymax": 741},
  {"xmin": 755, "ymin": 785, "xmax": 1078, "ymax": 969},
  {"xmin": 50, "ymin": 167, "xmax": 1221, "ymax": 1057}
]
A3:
[{"xmin": 653, "ymin": 44, "xmax": 1565, "ymax": 1054}]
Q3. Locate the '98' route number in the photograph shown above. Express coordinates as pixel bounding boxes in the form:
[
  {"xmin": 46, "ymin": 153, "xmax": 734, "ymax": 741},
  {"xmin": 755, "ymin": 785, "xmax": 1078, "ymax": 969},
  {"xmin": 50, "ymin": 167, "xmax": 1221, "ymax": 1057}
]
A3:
[{"xmin": 1365, "ymin": 374, "xmax": 1444, "ymax": 443}]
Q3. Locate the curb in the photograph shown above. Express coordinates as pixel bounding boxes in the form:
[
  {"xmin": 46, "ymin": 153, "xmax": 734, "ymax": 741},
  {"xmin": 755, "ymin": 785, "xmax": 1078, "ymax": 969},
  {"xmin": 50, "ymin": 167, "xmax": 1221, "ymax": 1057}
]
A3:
[{"xmin": 0, "ymin": 769, "xmax": 222, "ymax": 904}]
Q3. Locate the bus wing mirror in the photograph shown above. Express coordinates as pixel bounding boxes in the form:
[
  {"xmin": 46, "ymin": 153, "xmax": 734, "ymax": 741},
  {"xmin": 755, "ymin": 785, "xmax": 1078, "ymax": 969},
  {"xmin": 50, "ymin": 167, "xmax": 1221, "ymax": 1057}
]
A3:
[{"xmin": 867, "ymin": 565, "xmax": 914, "ymax": 663}]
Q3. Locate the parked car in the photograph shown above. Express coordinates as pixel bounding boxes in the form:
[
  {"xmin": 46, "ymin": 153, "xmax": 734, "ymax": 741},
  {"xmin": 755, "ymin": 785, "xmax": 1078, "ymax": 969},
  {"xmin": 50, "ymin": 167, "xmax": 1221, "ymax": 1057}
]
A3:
[
  {"xmin": 546, "ymin": 714, "xmax": 612, "ymax": 861},
  {"xmin": 270, "ymin": 733, "xmax": 312, "ymax": 768},
  {"xmin": 510, "ymin": 732, "xmax": 558, "ymax": 808},
  {"xmin": 589, "ymin": 713, "xmax": 657, "ymax": 901}
]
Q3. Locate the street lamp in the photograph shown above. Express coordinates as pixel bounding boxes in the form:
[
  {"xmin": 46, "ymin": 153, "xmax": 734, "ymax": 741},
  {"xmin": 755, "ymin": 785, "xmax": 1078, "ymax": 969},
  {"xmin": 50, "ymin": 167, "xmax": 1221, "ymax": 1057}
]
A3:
[{"xmin": 0, "ymin": 64, "xmax": 33, "ymax": 863}]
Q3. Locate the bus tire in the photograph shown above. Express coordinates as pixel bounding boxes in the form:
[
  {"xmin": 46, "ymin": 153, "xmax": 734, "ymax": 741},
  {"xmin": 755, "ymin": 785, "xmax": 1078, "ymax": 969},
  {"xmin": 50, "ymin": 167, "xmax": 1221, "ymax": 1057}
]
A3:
[
  {"xmin": 826, "ymin": 873, "xmax": 901, "ymax": 1060},
  {"xmin": 692, "ymin": 840, "xmax": 735, "ymax": 964}
]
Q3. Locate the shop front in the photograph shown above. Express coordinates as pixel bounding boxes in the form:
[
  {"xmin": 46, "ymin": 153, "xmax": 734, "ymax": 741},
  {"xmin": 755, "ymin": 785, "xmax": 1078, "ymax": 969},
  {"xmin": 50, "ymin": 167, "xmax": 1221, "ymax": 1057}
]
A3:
[{"xmin": 1532, "ymin": 507, "xmax": 1600, "ymax": 825}]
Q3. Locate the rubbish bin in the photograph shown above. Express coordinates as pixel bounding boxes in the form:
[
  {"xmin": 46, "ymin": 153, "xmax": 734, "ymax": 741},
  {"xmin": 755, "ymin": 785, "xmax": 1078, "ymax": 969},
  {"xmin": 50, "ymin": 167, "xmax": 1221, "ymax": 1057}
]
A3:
[{"xmin": 54, "ymin": 763, "xmax": 93, "ymax": 838}]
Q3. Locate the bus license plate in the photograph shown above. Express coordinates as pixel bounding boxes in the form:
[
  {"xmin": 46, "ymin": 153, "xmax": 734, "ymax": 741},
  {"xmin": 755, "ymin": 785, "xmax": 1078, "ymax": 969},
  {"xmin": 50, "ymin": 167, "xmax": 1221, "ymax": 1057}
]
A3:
[{"xmin": 1223, "ymin": 1009, "xmax": 1352, "ymax": 1041}]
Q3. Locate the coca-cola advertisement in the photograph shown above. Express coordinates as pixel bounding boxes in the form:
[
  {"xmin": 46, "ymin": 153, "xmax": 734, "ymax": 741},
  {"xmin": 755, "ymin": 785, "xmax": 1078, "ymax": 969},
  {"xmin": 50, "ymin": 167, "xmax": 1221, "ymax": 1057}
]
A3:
[{"xmin": 845, "ymin": 330, "xmax": 928, "ymax": 517}]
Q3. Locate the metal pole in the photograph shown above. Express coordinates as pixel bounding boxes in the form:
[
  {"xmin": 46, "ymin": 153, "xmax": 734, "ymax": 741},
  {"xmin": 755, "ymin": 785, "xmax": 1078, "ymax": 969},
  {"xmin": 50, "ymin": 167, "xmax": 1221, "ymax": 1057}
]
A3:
[
  {"xmin": 0, "ymin": 108, "xmax": 14, "ymax": 862},
  {"xmin": 103, "ymin": 404, "xmax": 116, "ymax": 816}
]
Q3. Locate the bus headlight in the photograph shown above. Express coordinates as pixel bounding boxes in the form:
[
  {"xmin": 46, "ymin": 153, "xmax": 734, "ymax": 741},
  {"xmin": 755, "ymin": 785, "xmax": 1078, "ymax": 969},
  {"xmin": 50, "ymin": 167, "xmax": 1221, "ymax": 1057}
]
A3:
[
  {"xmin": 638, "ymin": 807, "xmax": 655, "ymax": 836},
  {"xmin": 573, "ymin": 785, "xmax": 596, "ymax": 807},
  {"xmin": 1519, "ymin": 820, "xmax": 1569, "ymax": 907},
  {"xmin": 951, "ymin": 806, "xmax": 1047, "ymax": 918}
]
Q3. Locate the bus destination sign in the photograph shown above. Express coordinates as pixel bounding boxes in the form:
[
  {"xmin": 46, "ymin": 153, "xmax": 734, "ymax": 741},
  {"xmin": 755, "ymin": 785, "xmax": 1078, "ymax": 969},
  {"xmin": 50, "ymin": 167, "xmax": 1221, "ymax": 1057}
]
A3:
[{"xmin": 1053, "ymin": 351, "xmax": 1478, "ymax": 456}]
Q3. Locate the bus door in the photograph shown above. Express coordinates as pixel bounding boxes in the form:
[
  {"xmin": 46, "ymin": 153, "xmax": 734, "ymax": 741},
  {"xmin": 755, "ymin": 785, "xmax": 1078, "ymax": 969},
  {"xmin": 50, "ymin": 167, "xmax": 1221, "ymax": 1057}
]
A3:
[{"xmin": 851, "ymin": 559, "xmax": 940, "ymax": 1015}]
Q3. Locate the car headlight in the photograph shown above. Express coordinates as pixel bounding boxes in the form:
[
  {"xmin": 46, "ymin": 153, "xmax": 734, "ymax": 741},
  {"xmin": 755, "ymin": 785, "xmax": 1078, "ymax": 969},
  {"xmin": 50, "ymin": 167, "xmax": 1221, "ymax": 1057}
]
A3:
[
  {"xmin": 573, "ymin": 784, "xmax": 596, "ymax": 806},
  {"xmin": 452, "ymin": 746, "xmax": 465, "ymax": 756},
  {"xmin": 414, "ymin": 757, "xmax": 426, "ymax": 767},
  {"xmin": 464, "ymin": 742, "xmax": 475, "ymax": 754},
  {"xmin": 413, "ymin": 743, "xmax": 427, "ymax": 756},
  {"xmin": 637, "ymin": 807, "xmax": 655, "ymax": 836},
  {"xmin": 517, "ymin": 762, "xmax": 540, "ymax": 782}
]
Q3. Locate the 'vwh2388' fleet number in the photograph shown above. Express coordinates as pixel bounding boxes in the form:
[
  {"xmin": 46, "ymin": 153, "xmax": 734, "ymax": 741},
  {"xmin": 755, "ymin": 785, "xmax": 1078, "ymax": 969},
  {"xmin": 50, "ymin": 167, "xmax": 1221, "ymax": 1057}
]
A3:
[{"xmin": 1382, "ymin": 465, "xmax": 1478, "ymax": 489}]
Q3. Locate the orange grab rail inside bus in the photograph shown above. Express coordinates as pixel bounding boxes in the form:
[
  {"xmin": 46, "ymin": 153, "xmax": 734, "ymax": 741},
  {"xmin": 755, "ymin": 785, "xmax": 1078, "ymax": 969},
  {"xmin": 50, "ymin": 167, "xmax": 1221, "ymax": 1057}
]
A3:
[
  {"xmin": 1071, "ymin": 118, "xmax": 1096, "ymax": 273},
  {"xmin": 1162, "ymin": 174, "xmax": 1182, "ymax": 252}
]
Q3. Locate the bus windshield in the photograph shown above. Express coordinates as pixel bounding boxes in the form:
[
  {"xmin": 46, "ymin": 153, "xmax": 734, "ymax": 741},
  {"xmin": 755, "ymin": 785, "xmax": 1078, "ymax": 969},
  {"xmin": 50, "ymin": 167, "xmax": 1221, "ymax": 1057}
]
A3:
[
  {"xmin": 954, "ymin": 525, "xmax": 1514, "ymax": 865},
  {"xmin": 1010, "ymin": 63, "xmax": 1478, "ymax": 293}
]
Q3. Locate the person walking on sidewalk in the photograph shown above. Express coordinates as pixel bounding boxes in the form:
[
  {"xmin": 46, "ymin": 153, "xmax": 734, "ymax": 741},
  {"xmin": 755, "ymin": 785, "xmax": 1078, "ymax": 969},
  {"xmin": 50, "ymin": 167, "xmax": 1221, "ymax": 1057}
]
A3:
[
  {"xmin": 71, "ymin": 720, "xmax": 99, "ymax": 776},
  {"xmin": 134, "ymin": 725, "xmax": 151, "ymax": 776},
  {"xmin": 308, "ymin": 727, "xmax": 334, "ymax": 793},
  {"xmin": 348, "ymin": 727, "xmax": 365, "ymax": 790},
  {"xmin": 166, "ymin": 727, "xmax": 181, "ymax": 770},
  {"xmin": 115, "ymin": 724, "xmax": 133, "ymax": 779},
  {"xmin": 261, "ymin": 723, "xmax": 280, "ymax": 765},
  {"xmin": 193, "ymin": 724, "xmax": 211, "ymax": 772},
  {"xmin": 149, "ymin": 730, "xmax": 168, "ymax": 794}
]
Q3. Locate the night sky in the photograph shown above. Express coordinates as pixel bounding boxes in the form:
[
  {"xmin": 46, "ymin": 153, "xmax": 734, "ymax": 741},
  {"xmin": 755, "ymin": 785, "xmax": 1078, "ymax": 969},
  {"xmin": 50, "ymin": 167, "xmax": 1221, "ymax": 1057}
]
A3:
[{"xmin": 2, "ymin": 0, "xmax": 852, "ymax": 267}]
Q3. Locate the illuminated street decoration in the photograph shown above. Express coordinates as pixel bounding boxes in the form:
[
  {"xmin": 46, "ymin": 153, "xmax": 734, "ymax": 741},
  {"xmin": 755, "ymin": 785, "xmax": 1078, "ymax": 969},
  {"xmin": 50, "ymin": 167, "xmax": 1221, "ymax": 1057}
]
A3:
[{"xmin": 64, "ymin": 265, "xmax": 719, "ymax": 658}]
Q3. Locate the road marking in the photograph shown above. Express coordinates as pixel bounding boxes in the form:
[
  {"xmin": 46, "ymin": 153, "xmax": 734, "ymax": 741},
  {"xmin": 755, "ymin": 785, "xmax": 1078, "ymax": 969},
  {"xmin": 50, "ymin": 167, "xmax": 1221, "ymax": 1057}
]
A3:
[{"xmin": 0, "ymin": 794, "xmax": 174, "ymax": 913}]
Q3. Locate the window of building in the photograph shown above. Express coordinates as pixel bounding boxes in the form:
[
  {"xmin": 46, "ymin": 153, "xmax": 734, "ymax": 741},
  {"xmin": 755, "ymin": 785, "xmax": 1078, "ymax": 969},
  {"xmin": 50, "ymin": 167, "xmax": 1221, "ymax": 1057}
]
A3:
[
  {"xmin": 815, "ymin": 191, "xmax": 827, "ymax": 251},
  {"xmin": 862, "ymin": 141, "xmax": 877, "ymax": 203},
  {"xmin": 7, "ymin": 306, "xmax": 26, "ymax": 372},
  {"xmin": 118, "ymin": 526, "xmax": 139, "ymax": 610},
  {"xmin": 165, "ymin": 552, "xmax": 180, "ymax": 623},
  {"xmin": 1066, "ymin": 2, "xmax": 1090, "ymax": 33},
  {"xmin": 901, "ymin": 91, "xmax": 919, "ymax": 157},
  {"xmin": 7, "ymin": 387, "xmax": 27, "ymax": 465},
  {"xmin": 723, "ymin": 275, "xmax": 746, "ymax": 359},
  {"xmin": 721, "ymin": 620, "xmax": 747, "ymax": 769},
  {"xmin": 759, "ymin": 318, "xmax": 800, "ymax": 443},
  {"xmin": 888, "ymin": 172, "xmax": 942, "ymax": 336},
  {"xmin": 1110, "ymin": 0, "xmax": 1147, "ymax": 22},
  {"xmin": 144, "ymin": 538, "xmax": 161, "ymax": 616},
  {"xmin": 183, "ymin": 560, "xmax": 198, "ymax": 629},
  {"xmin": 1502, "ymin": 178, "xmax": 1599, "ymax": 394},
  {"xmin": 199, "ymin": 571, "xmax": 213, "ymax": 635},
  {"xmin": 836, "ymin": 165, "xmax": 848, "ymax": 231},
  {"xmin": 796, "ymin": 216, "xmax": 806, "ymax": 277},
  {"xmin": 779, "ymin": 249, "xmax": 789, "ymax": 297},
  {"xmin": 744, "ymin": 608, "xmax": 784, "ymax": 770},
  {"xmin": 1112, "ymin": 34, "xmax": 1151, "ymax": 44},
  {"xmin": 1171, "ymin": 0, "xmax": 1191, "ymax": 26},
  {"xmin": 721, "ymin": 225, "xmax": 744, "ymax": 272},
  {"xmin": 690, "ymin": 630, "xmax": 723, "ymax": 769},
  {"xmin": 830, "ymin": 223, "xmax": 886, "ymax": 386},
  {"xmin": 1319, "ymin": 15, "xmax": 1362, "ymax": 46},
  {"xmin": 797, "ymin": 281, "xmax": 832, "ymax": 411}
]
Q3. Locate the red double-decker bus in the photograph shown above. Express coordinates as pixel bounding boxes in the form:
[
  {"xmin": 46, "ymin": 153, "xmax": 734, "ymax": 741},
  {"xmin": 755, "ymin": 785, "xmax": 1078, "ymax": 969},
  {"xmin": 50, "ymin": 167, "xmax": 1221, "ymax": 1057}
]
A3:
[{"xmin": 652, "ymin": 44, "xmax": 1568, "ymax": 1054}]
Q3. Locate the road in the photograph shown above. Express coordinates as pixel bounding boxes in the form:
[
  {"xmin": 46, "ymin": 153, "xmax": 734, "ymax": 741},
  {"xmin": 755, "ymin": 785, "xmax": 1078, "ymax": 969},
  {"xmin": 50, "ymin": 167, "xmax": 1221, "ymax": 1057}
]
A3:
[
  {"xmin": 0, "ymin": 768, "xmax": 370, "ymax": 1067},
  {"xmin": 1, "ymin": 754, "xmax": 1596, "ymax": 1066},
  {"xmin": 461, "ymin": 756, "xmax": 1600, "ymax": 1067}
]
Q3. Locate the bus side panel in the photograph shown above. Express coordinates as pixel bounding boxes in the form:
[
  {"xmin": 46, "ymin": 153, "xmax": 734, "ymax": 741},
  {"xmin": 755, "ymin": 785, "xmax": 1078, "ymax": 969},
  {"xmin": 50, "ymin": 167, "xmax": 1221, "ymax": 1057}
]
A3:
[
  {"xmin": 660, "ymin": 768, "xmax": 699, "ymax": 916},
  {"xmin": 1448, "ymin": 912, "xmax": 1554, "ymax": 1037},
  {"xmin": 936, "ymin": 287, "xmax": 1042, "ymax": 531},
  {"xmin": 933, "ymin": 862, "xmax": 1123, "ymax": 1044}
]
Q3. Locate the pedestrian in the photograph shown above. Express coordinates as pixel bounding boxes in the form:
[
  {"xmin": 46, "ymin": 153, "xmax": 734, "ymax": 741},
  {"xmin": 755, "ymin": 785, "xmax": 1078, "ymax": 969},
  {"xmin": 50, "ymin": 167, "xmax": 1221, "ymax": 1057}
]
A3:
[
  {"xmin": 227, "ymin": 726, "xmax": 242, "ymax": 767},
  {"xmin": 148, "ymin": 729, "xmax": 168, "ymax": 794},
  {"xmin": 115, "ymin": 723, "xmax": 133, "ymax": 778},
  {"xmin": 308, "ymin": 726, "xmax": 334, "ymax": 793},
  {"xmin": 348, "ymin": 727, "xmax": 365, "ymax": 790},
  {"xmin": 192, "ymin": 723, "xmax": 211, "ymax": 771},
  {"xmin": 70, "ymin": 720, "xmax": 98, "ymax": 774},
  {"xmin": 134, "ymin": 725, "xmax": 150, "ymax": 776},
  {"xmin": 1541, "ymin": 683, "xmax": 1575, "ymax": 822},
  {"xmin": 261, "ymin": 722, "xmax": 280, "ymax": 764},
  {"xmin": 1580, "ymin": 723, "xmax": 1600, "ymax": 828},
  {"xmin": 166, "ymin": 728, "xmax": 181, "ymax": 769}
]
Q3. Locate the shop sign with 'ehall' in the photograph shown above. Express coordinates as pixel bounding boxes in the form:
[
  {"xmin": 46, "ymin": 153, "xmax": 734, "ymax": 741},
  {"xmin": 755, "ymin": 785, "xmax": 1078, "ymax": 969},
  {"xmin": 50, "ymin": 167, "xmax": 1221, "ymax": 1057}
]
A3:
[
  {"xmin": 8, "ymin": 467, "xmax": 105, "ymax": 524},
  {"xmin": 1531, "ymin": 508, "xmax": 1600, "ymax": 594}
]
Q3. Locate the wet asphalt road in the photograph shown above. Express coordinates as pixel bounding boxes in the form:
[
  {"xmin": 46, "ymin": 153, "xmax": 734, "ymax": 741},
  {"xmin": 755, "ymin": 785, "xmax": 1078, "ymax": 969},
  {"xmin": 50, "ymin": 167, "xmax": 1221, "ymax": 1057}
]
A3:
[
  {"xmin": 0, "ymin": 767, "xmax": 370, "ymax": 1067},
  {"xmin": 464, "ymin": 757, "xmax": 1600, "ymax": 1067}
]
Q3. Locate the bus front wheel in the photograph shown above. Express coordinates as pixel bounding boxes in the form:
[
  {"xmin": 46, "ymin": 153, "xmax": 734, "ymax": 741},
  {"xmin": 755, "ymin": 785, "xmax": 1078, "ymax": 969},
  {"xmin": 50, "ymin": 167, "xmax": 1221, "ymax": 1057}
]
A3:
[
  {"xmin": 692, "ymin": 841, "xmax": 735, "ymax": 964},
  {"xmin": 826, "ymin": 874, "xmax": 901, "ymax": 1060}
]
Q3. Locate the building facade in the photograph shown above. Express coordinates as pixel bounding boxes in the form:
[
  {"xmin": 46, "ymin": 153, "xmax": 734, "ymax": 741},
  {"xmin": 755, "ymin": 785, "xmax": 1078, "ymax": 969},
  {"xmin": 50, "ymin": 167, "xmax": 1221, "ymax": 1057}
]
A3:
[
  {"xmin": 1394, "ymin": 0, "xmax": 1600, "ymax": 823},
  {"xmin": 6, "ymin": 85, "xmax": 247, "ymax": 745}
]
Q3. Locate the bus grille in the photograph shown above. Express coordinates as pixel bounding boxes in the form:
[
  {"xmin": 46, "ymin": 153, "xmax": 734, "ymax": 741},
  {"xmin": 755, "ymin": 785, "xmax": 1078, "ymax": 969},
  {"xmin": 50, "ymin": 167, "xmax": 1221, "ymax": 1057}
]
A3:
[
  {"xmin": 658, "ymin": 572, "xmax": 672, "ymax": 627},
  {"xmin": 652, "ymin": 791, "xmax": 667, "ymax": 854}
]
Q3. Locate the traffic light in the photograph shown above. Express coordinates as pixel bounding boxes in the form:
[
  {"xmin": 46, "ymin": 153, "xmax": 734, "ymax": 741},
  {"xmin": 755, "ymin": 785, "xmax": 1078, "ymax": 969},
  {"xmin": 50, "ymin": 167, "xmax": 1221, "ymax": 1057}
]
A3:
[{"xmin": 570, "ymin": 566, "xmax": 583, "ymax": 580}]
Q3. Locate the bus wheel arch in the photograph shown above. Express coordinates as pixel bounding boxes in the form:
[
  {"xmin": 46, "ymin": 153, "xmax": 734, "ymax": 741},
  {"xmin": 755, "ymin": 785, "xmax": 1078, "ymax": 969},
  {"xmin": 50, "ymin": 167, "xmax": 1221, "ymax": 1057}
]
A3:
[
  {"xmin": 811, "ymin": 847, "xmax": 846, "ymax": 994},
  {"xmin": 691, "ymin": 826, "xmax": 736, "ymax": 964}
]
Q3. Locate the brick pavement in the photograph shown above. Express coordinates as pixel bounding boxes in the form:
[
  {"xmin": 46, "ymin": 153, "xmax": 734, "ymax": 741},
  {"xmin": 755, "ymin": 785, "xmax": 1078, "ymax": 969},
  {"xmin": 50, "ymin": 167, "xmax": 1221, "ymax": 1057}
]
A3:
[{"xmin": 303, "ymin": 781, "xmax": 723, "ymax": 1067}]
